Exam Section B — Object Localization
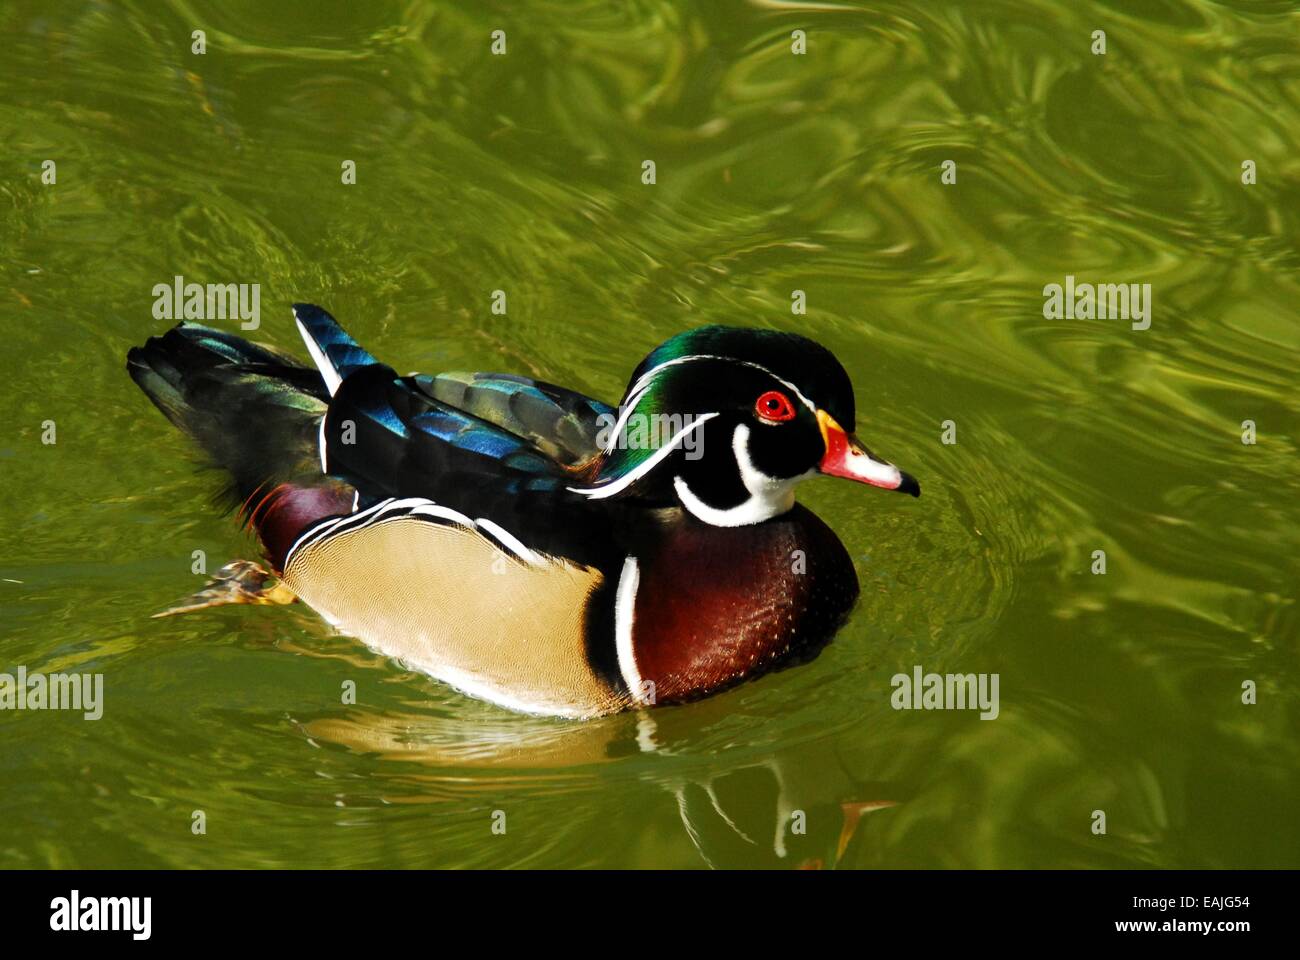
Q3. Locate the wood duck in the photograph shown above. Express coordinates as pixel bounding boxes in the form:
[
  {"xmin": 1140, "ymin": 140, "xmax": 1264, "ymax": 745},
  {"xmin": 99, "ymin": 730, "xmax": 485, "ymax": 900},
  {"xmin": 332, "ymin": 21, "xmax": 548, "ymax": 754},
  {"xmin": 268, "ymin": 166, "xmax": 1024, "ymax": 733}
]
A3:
[{"xmin": 127, "ymin": 306, "xmax": 919, "ymax": 718}]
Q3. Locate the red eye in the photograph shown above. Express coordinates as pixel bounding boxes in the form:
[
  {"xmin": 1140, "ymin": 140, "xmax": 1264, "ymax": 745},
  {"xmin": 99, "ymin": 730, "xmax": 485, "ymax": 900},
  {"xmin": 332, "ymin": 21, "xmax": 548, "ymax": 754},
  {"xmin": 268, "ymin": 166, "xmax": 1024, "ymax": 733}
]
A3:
[{"xmin": 755, "ymin": 390, "xmax": 796, "ymax": 423}]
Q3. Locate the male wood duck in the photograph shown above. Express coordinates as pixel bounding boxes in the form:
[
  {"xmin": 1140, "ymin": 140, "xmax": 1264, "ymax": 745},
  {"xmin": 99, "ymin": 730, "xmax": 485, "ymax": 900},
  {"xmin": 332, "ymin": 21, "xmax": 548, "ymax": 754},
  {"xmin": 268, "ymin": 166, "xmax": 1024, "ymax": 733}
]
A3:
[{"xmin": 127, "ymin": 306, "xmax": 919, "ymax": 718}]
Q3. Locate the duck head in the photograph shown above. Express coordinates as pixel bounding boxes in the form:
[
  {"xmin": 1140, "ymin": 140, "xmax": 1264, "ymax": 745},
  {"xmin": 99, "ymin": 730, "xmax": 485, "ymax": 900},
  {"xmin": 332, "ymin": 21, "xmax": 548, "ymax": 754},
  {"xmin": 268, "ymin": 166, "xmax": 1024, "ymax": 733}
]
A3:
[{"xmin": 572, "ymin": 326, "xmax": 919, "ymax": 525}]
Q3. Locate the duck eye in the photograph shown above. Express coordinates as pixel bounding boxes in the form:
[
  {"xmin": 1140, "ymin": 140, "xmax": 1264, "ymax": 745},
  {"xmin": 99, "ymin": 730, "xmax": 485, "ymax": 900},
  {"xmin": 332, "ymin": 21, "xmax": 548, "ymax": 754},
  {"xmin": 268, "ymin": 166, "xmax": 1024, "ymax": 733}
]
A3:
[{"xmin": 755, "ymin": 390, "xmax": 796, "ymax": 423}]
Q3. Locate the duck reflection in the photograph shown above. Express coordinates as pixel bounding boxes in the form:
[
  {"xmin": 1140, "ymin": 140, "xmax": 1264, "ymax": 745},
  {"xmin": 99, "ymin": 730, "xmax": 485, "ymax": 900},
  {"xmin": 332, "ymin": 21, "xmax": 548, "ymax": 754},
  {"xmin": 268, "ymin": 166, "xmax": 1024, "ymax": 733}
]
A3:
[{"xmin": 300, "ymin": 694, "xmax": 897, "ymax": 869}]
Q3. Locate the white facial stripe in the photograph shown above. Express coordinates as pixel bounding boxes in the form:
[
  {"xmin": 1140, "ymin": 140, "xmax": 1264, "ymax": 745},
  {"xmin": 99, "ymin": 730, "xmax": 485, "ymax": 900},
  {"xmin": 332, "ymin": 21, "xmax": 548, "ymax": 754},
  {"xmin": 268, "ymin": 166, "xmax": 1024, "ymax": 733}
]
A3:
[
  {"xmin": 615, "ymin": 556, "xmax": 647, "ymax": 704},
  {"xmin": 624, "ymin": 355, "xmax": 701, "ymax": 399},
  {"xmin": 755, "ymin": 367, "xmax": 817, "ymax": 415},
  {"xmin": 601, "ymin": 380, "xmax": 654, "ymax": 453},
  {"xmin": 673, "ymin": 423, "xmax": 803, "ymax": 527},
  {"xmin": 624, "ymin": 354, "xmax": 817, "ymax": 416},
  {"xmin": 295, "ymin": 309, "xmax": 343, "ymax": 397},
  {"xmin": 568, "ymin": 412, "xmax": 719, "ymax": 499},
  {"xmin": 580, "ymin": 354, "xmax": 819, "ymax": 499}
]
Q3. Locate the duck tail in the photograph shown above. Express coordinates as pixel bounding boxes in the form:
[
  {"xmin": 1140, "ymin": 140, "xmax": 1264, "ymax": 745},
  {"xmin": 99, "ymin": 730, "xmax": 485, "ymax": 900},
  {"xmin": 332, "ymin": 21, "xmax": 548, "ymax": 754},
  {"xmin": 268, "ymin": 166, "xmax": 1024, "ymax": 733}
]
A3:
[
  {"xmin": 126, "ymin": 321, "xmax": 330, "ymax": 505},
  {"xmin": 291, "ymin": 302, "xmax": 378, "ymax": 395}
]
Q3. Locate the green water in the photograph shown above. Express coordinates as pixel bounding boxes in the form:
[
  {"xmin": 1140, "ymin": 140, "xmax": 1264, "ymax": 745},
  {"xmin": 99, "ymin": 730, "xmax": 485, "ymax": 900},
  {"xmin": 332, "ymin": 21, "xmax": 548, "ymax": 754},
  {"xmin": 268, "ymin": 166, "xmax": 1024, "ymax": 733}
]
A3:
[{"xmin": 2, "ymin": 0, "xmax": 1298, "ymax": 870}]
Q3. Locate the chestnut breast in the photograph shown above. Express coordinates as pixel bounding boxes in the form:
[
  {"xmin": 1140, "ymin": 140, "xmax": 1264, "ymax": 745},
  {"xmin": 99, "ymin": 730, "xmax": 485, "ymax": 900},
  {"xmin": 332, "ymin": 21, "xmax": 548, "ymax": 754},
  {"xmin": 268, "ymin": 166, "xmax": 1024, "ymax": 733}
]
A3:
[{"xmin": 629, "ymin": 504, "xmax": 859, "ymax": 703}]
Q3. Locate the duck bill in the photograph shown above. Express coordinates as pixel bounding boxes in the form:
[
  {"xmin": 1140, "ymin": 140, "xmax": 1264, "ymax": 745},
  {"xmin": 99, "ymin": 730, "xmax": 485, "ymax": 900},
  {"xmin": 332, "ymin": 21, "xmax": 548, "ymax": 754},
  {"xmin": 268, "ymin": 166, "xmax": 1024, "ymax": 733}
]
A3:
[{"xmin": 816, "ymin": 410, "xmax": 920, "ymax": 497}]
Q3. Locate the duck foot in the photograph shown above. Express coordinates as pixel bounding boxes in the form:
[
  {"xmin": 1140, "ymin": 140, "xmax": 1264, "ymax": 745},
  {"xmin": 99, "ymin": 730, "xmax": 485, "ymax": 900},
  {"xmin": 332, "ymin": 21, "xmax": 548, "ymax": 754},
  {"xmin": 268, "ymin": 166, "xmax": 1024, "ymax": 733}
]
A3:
[{"xmin": 153, "ymin": 560, "xmax": 296, "ymax": 618}]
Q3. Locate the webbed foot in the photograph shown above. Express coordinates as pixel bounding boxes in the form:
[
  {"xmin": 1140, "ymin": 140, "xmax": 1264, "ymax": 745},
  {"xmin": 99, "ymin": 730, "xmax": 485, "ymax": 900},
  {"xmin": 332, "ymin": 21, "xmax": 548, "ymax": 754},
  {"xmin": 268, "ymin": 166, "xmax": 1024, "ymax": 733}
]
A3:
[{"xmin": 153, "ymin": 560, "xmax": 296, "ymax": 618}]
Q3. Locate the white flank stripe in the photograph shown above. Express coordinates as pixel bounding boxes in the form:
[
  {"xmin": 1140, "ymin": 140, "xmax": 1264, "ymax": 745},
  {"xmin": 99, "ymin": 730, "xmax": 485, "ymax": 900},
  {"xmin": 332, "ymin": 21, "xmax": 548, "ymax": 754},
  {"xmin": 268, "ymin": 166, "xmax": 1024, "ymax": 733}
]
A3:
[
  {"xmin": 317, "ymin": 415, "xmax": 329, "ymax": 474},
  {"xmin": 615, "ymin": 556, "xmax": 646, "ymax": 704},
  {"xmin": 368, "ymin": 497, "xmax": 451, "ymax": 523},
  {"xmin": 285, "ymin": 496, "xmax": 398, "ymax": 562},
  {"xmin": 284, "ymin": 512, "xmax": 349, "ymax": 566},
  {"xmin": 283, "ymin": 496, "xmax": 544, "ymax": 570},
  {"xmin": 406, "ymin": 502, "xmax": 475, "ymax": 527},
  {"xmin": 473, "ymin": 517, "xmax": 542, "ymax": 565}
]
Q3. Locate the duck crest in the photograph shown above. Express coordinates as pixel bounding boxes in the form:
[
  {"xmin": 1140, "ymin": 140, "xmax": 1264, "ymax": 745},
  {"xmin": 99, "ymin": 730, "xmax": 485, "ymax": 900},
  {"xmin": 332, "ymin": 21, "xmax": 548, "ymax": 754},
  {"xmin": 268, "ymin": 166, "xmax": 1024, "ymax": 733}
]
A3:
[{"xmin": 622, "ymin": 504, "xmax": 859, "ymax": 704}]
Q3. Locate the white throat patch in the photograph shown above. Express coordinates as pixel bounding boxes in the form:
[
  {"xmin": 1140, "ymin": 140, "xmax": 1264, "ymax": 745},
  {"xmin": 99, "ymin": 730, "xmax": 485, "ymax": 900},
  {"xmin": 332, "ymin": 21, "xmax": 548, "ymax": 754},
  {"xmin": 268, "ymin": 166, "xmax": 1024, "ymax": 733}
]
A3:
[{"xmin": 673, "ymin": 424, "xmax": 803, "ymax": 527}]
